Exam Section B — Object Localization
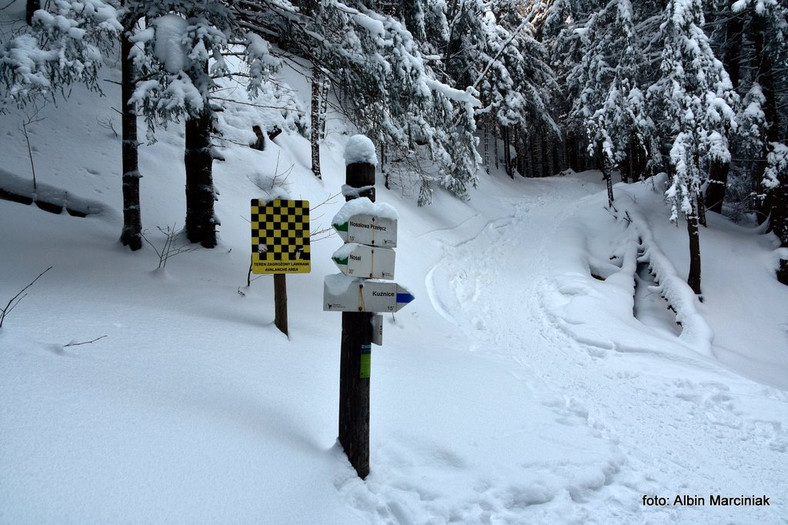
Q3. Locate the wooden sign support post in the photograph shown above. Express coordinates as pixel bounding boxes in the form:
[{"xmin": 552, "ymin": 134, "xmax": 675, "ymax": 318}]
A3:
[
  {"xmin": 339, "ymin": 160, "xmax": 375, "ymax": 479},
  {"xmin": 273, "ymin": 273, "xmax": 288, "ymax": 337}
]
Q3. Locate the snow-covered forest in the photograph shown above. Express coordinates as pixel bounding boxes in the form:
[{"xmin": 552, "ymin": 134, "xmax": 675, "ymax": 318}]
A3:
[
  {"xmin": 1, "ymin": 0, "xmax": 787, "ymax": 523},
  {"xmin": 2, "ymin": 0, "xmax": 787, "ymax": 285}
]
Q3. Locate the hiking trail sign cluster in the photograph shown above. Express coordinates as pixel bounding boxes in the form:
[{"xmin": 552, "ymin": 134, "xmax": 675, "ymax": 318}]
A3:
[
  {"xmin": 323, "ymin": 200, "xmax": 414, "ymax": 314},
  {"xmin": 323, "ymin": 135, "xmax": 415, "ymax": 480}
]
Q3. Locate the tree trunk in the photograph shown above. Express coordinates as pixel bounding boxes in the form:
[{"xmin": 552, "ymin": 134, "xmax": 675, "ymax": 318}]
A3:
[
  {"xmin": 493, "ymin": 122, "xmax": 500, "ymax": 171},
  {"xmin": 274, "ymin": 273, "xmax": 288, "ymax": 336},
  {"xmin": 533, "ymin": 131, "xmax": 544, "ymax": 177},
  {"xmin": 770, "ymin": 167, "xmax": 788, "ymax": 285},
  {"xmin": 597, "ymin": 142, "xmax": 614, "ymax": 207},
  {"xmin": 516, "ymin": 128, "xmax": 527, "ymax": 176},
  {"xmin": 779, "ymin": 259, "xmax": 788, "ymax": 286},
  {"xmin": 752, "ymin": 12, "xmax": 780, "ymax": 225},
  {"xmin": 620, "ymin": 150, "xmax": 630, "ymax": 184},
  {"xmin": 381, "ymin": 143, "xmax": 390, "ymax": 189},
  {"xmin": 687, "ymin": 210, "xmax": 702, "ymax": 295},
  {"xmin": 502, "ymin": 126, "xmax": 513, "ymax": 177},
  {"xmin": 522, "ymin": 133, "xmax": 533, "ymax": 178},
  {"xmin": 542, "ymin": 134, "xmax": 552, "ymax": 178},
  {"xmin": 482, "ymin": 116, "xmax": 489, "ymax": 171},
  {"xmin": 184, "ymin": 107, "xmax": 217, "ymax": 248},
  {"xmin": 628, "ymin": 135, "xmax": 637, "ymax": 182},
  {"xmin": 722, "ymin": 7, "xmax": 744, "ymax": 90},
  {"xmin": 566, "ymin": 132, "xmax": 578, "ymax": 172},
  {"xmin": 697, "ymin": 193, "xmax": 707, "ymax": 227},
  {"xmin": 26, "ymin": 0, "xmax": 39, "ymax": 25},
  {"xmin": 705, "ymin": 157, "xmax": 729, "ymax": 214},
  {"xmin": 119, "ymin": 27, "xmax": 142, "ymax": 251},
  {"xmin": 310, "ymin": 69, "xmax": 324, "ymax": 179}
]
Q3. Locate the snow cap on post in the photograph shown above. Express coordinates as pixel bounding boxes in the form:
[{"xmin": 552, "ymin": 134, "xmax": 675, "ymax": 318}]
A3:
[
  {"xmin": 333, "ymin": 197, "xmax": 398, "ymax": 225},
  {"xmin": 344, "ymin": 135, "xmax": 378, "ymax": 166}
]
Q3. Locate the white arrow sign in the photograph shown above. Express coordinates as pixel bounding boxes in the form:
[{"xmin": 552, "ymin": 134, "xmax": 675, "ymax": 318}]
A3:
[
  {"xmin": 324, "ymin": 274, "xmax": 414, "ymax": 313},
  {"xmin": 333, "ymin": 214, "xmax": 397, "ymax": 247},
  {"xmin": 332, "ymin": 198, "xmax": 398, "ymax": 247},
  {"xmin": 332, "ymin": 243, "xmax": 396, "ymax": 279}
]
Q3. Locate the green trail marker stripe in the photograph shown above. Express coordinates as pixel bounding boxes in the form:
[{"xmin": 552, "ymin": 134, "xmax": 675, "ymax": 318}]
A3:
[{"xmin": 360, "ymin": 344, "xmax": 371, "ymax": 379}]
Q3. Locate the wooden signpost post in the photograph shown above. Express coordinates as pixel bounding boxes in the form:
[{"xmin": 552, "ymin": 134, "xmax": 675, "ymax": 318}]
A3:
[{"xmin": 323, "ymin": 135, "xmax": 413, "ymax": 479}]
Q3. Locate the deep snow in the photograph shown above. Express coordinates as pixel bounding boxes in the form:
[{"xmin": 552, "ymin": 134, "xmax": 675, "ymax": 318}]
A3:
[{"xmin": 1, "ymin": 65, "xmax": 788, "ymax": 524}]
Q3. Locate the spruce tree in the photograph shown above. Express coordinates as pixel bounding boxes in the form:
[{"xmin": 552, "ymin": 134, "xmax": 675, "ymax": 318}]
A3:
[
  {"xmin": 130, "ymin": 1, "xmax": 278, "ymax": 247},
  {"xmin": 647, "ymin": 0, "xmax": 738, "ymax": 294}
]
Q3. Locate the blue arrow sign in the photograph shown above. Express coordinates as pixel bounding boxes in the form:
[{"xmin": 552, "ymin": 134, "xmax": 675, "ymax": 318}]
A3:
[
  {"xmin": 396, "ymin": 292, "xmax": 415, "ymax": 306},
  {"xmin": 324, "ymin": 275, "xmax": 415, "ymax": 312}
]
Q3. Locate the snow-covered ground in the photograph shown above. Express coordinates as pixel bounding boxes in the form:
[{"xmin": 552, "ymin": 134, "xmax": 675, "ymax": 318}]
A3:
[{"xmin": 1, "ymin": 72, "xmax": 787, "ymax": 524}]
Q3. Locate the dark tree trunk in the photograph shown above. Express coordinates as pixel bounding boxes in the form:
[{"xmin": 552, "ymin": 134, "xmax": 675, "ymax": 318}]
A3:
[
  {"xmin": 533, "ymin": 131, "xmax": 544, "ymax": 177},
  {"xmin": 184, "ymin": 107, "xmax": 217, "ymax": 248},
  {"xmin": 597, "ymin": 142, "xmax": 614, "ymax": 207},
  {"xmin": 525, "ymin": 133, "xmax": 535, "ymax": 178},
  {"xmin": 624, "ymin": 133, "xmax": 646, "ymax": 182},
  {"xmin": 274, "ymin": 273, "xmax": 288, "ymax": 336},
  {"xmin": 705, "ymin": 157, "xmax": 729, "ymax": 214},
  {"xmin": 779, "ymin": 259, "xmax": 788, "ymax": 286},
  {"xmin": 502, "ymin": 126, "xmax": 514, "ymax": 178},
  {"xmin": 516, "ymin": 128, "xmax": 527, "ymax": 176},
  {"xmin": 310, "ymin": 69, "xmax": 324, "ymax": 179},
  {"xmin": 381, "ymin": 143, "xmax": 390, "ymax": 189},
  {"xmin": 722, "ymin": 7, "xmax": 744, "ymax": 90},
  {"xmin": 697, "ymin": 193, "xmax": 707, "ymax": 228},
  {"xmin": 493, "ymin": 122, "xmax": 500, "ymax": 171},
  {"xmin": 120, "ymin": 27, "xmax": 142, "ymax": 251},
  {"xmin": 621, "ymin": 134, "xmax": 643, "ymax": 183},
  {"xmin": 628, "ymin": 135, "xmax": 638, "ymax": 182},
  {"xmin": 565, "ymin": 132, "xmax": 576, "ymax": 172},
  {"xmin": 482, "ymin": 116, "xmax": 490, "ymax": 171},
  {"xmin": 752, "ymin": 12, "xmax": 781, "ymax": 226},
  {"xmin": 542, "ymin": 135, "xmax": 553, "ymax": 178},
  {"xmin": 620, "ymin": 148, "xmax": 630, "ymax": 184},
  {"xmin": 26, "ymin": 0, "xmax": 39, "ymax": 25},
  {"xmin": 687, "ymin": 210, "xmax": 702, "ymax": 295},
  {"xmin": 769, "ymin": 165, "xmax": 788, "ymax": 285}
]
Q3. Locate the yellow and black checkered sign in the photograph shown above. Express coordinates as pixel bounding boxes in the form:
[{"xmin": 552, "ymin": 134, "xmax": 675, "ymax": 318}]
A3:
[{"xmin": 251, "ymin": 199, "xmax": 310, "ymax": 274}]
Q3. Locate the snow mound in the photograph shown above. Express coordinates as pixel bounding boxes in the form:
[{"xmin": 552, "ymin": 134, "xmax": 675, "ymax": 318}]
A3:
[
  {"xmin": 344, "ymin": 134, "xmax": 378, "ymax": 166},
  {"xmin": 543, "ymin": 177, "xmax": 713, "ymax": 358}
]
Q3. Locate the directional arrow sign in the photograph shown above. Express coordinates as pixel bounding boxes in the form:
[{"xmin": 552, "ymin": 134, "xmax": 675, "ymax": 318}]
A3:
[
  {"xmin": 332, "ymin": 243, "xmax": 396, "ymax": 280},
  {"xmin": 324, "ymin": 274, "xmax": 414, "ymax": 313},
  {"xmin": 333, "ymin": 213, "xmax": 397, "ymax": 247}
]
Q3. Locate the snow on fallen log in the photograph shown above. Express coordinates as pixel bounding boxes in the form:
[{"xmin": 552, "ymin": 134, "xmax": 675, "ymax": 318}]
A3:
[{"xmin": 624, "ymin": 206, "xmax": 714, "ymax": 357}]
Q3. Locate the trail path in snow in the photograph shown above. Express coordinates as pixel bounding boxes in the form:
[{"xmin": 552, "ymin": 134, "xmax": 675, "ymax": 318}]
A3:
[{"xmin": 423, "ymin": 173, "xmax": 788, "ymax": 524}]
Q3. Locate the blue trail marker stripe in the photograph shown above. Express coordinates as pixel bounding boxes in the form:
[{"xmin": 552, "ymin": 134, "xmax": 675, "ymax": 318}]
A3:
[{"xmin": 397, "ymin": 292, "xmax": 414, "ymax": 304}]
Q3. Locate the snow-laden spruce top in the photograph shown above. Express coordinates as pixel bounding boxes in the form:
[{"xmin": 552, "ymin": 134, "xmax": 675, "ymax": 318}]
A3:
[
  {"xmin": 343, "ymin": 135, "xmax": 378, "ymax": 166},
  {"xmin": 332, "ymin": 197, "xmax": 398, "ymax": 226}
]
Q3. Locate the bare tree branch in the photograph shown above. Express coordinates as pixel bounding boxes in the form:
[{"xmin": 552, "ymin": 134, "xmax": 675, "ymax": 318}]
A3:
[
  {"xmin": 64, "ymin": 335, "xmax": 107, "ymax": 347},
  {"xmin": 0, "ymin": 266, "xmax": 53, "ymax": 329}
]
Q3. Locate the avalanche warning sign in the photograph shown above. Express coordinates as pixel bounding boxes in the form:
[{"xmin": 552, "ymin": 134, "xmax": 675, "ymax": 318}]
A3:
[{"xmin": 251, "ymin": 199, "xmax": 311, "ymax": 274}]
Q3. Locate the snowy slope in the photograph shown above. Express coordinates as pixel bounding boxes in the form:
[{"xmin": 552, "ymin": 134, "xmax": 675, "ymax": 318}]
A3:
[{"xmin": 1, "ymin": 75, "xmax": 788, "ymax": 524}]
